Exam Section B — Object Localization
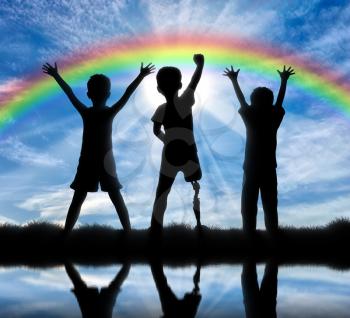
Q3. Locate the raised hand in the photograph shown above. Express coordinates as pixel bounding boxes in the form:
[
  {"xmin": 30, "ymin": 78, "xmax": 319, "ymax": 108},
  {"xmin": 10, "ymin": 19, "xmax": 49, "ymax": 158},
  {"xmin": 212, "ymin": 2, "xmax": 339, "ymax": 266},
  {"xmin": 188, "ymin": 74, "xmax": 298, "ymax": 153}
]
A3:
[
  {"xmin": 140, "ymin": 62, "xmax": 155, "ymax": 77},
  {"xmin": 42, "ymin": 62, "xmax": 59, "ymax": 77},
  {"xmin": 193, "ymin": 54, "xmax": 204, "ymax": 66},
  {"xmin": 223, "ymin": 66, "xmax": 240, "ymax": 81},
  {"xmin": 277, "ymin": 65, "xmax": 295, "ymax": 81}
]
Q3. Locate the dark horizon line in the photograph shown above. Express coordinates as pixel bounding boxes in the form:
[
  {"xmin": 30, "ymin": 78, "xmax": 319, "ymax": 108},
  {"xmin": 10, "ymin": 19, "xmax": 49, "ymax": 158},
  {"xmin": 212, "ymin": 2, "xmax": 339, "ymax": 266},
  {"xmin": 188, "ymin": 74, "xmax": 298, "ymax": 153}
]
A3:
[{"xmin": 0, "ymin": 219, "xmax": 349, "ymax": 269}]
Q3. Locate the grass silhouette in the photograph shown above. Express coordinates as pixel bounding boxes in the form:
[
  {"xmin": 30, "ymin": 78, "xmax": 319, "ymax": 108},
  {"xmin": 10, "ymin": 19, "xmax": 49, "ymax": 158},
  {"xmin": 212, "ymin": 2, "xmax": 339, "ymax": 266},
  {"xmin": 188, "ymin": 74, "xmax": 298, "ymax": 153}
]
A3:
[{"xmin": 0, "ymin": 219, "xmax": 349, "ymax": 269}]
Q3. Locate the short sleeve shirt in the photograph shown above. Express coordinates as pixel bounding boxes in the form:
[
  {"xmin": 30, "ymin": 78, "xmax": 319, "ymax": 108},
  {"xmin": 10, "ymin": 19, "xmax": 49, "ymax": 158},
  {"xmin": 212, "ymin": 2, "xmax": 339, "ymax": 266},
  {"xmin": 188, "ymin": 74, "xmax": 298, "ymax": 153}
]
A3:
[
  {"xmin": 152, "ymin": 87, "xmax": 196, "ymax": 147},
  {"xmin": 239, "ymin": 105, "xmax": 285, "ymax": 170},
  {"xmin": 79, "ymin": 106, "xmax": 116, "ymax": 162}
]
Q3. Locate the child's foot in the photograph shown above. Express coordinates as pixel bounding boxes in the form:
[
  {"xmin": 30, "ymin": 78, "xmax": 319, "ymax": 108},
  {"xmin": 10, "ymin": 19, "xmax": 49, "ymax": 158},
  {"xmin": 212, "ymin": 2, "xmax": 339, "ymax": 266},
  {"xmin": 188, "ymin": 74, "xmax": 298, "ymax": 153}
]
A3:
[
  {"xmin": 195, "ymin": 223, "xmax": 202, "ymax": 231},
  {"xmin": 266, "ymin": 228, "xmax": 279, "ymax": 250},
  {"xmin": 61, "ymin": 228, "xmax": 71, "ymax": 240},
  {"xmin": 195, "ymin": 224, "xmax": 208, "ymax": 231},
  {"xmin": 61, "ymin": 228, "xmax": 71, "ymax": 252},
  {"xmin": 148, "ymin": 225, "xmax": 163, "ymax": 253},
  {"xmin": 267, "ymin": 227, "xmax": 279, "ymax": 239},
  {"xmin": 149, "ymin": 224, "xmax": 162, "ymax": 236},
  {"xmin": 148, "ymin": 219, "xmax": 163, "ymax": 244},
  {"xmin": 244, "ymin": 230, "xmax": 259, "ymax": 251},
  {"xmin": 150, "ymin": 217, "xmax": 163, "ymax": 232},
  {"xmin": 122, "ymin": 226, "xmax": 132, "ymax": 234}
]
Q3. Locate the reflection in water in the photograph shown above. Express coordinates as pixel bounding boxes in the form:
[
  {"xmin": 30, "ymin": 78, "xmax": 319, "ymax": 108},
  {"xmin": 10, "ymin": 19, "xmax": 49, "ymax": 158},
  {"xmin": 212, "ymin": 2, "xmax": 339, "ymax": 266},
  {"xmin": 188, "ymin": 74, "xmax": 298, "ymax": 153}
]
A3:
[
  {"xmin": 0, "ymin": 264, "xmax": 347, "ymax": 316},
  {"xmin": 241, "ymin": 261, "xmax": 278, "ymax": 318},
  {"xmin": 65, "ymin": 262, "xmax": 130, "ymax": 318},
  {"xmin": 151, "ymin": 260, "xmax": 202, "ymax": 318}
]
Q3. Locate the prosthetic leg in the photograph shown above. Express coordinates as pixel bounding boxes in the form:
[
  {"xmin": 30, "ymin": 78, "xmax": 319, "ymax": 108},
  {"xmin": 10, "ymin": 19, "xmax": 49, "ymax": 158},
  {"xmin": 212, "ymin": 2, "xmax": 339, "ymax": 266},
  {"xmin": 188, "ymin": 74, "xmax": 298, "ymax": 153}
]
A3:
[{"xmin": 191, "ymin": 181, "xmax": 201, "ymax": 228}]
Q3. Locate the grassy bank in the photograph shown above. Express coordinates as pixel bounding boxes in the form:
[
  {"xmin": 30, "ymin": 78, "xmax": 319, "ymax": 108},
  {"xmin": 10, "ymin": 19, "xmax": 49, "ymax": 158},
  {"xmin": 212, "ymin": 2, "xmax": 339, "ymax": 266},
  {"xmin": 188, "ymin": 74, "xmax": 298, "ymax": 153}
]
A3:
[{"xmin": 0, "ymin": 219, "xmax": 349, "ymax": 268}]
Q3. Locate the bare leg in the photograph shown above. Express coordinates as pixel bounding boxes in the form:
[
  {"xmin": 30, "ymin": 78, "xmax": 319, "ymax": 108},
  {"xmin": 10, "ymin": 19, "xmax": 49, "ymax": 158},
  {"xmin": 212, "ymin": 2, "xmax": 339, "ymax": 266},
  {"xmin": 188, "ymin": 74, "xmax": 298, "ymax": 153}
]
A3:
[
  {"xmin": 108, "ymin": 189, "xmax": 131, "ymax": 231},
  {"xmin": 65, "ymin": 261, "xmax": 88, "ymax": 290},
  {"xmin": 241, "ymin": 261, "xmax": 260, "ymax": 318},
  {"xmin": 261, "ymin": 169, "xmax": 278, "ymax": 235},
  {"xmin": 241, "ymin": 172, "xmax": 259, "ymax": 236},
  {"xmin": 150, "ymin": 259, "xmax": 178, "ymax": 315},
  {"xmin": 151, "ymin": 174, "xmax": 175, "ymax": 230},
  {"xmin": 260, "ymin": 262, "xmax": 278, "ymax": 318},
  {"xmin": 64, "ymin": 190, "xmax": 87, "ymax": 234}
]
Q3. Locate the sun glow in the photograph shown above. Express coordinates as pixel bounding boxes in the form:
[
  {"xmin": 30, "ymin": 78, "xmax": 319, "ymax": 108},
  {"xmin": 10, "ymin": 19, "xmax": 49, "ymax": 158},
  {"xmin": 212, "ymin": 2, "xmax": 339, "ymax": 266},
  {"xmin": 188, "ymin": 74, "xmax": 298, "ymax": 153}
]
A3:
[{"xmin": 133, "ymin": 70, "xmax": 218, "ymax": 119}]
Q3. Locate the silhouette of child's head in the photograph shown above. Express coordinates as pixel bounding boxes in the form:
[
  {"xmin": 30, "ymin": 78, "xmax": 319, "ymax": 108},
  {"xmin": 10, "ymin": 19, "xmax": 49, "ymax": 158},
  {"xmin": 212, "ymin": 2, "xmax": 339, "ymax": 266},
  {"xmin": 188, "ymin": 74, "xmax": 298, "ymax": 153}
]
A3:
[
  {"xmin": 87, "ymin": 74, "xmax": 111, "ymax": 103},
  {"xmin": 250, "ymin": 87, "xmax": 274, "ymax": 108},
  {"xmin": 157, "ymin": 67, "xmax": 182, "ymax": 96}
]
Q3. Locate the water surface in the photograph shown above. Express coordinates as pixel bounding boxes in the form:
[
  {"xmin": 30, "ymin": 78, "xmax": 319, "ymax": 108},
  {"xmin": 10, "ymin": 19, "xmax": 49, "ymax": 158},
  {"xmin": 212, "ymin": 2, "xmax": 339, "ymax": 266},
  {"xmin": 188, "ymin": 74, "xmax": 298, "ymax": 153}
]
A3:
[{"xmin": 0, "ymin": 264, "xmax": 348, "ymax": 317}]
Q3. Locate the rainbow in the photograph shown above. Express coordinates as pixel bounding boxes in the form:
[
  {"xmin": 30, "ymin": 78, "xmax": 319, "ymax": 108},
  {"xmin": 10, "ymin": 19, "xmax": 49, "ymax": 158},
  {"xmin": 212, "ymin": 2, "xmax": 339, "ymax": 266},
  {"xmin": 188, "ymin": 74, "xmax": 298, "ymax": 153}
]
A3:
[{"xmin": 1, "ymin": 33, "xmax": 350, "ymax": 133}]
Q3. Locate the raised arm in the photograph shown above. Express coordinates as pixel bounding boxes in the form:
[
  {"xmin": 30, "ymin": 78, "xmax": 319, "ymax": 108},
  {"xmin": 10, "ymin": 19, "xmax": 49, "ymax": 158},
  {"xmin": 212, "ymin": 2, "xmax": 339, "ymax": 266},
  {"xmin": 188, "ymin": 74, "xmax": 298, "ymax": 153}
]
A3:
[
  {"xmin": 111, "ymin": 62, "xmax": 155, "ymax": 114},
  {"xmin": 275, "ymin": 65, "xmax": 295, "ymax": 108},
  {"xmin": 223, "ymin": 66, "xmax": 248, "ymax": 108},
  {"xmin": 188, "ymin": 54, "xmax": 204, "ymax": 91},
  {"xmin": 42, "ymin": 62, "xmax": 87, "ymax": 114}
]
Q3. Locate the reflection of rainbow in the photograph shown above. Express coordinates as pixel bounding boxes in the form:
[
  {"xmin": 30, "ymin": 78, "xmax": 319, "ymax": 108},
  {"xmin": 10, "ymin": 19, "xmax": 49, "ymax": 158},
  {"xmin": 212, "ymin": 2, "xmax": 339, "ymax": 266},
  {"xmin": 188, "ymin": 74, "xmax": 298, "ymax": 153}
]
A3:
[{"xmin": 1, "ymin": 33, "xmax": 350, "ymax": 133}]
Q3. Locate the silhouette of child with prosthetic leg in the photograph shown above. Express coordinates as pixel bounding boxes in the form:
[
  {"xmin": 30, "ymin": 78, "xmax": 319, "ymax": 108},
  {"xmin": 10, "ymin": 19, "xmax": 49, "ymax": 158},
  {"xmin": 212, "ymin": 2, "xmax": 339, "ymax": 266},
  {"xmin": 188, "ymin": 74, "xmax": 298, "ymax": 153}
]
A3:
[
  {"xmin": 150, "ymin": 54, "xmax": 204, "ymax": 234},
  {"xmin": 151, "ymin": 259, "xmax": 202, "ymax": 318},
  {"xmin": 43, "ymin": 62, "xmax": 155, "ymax": 234}
]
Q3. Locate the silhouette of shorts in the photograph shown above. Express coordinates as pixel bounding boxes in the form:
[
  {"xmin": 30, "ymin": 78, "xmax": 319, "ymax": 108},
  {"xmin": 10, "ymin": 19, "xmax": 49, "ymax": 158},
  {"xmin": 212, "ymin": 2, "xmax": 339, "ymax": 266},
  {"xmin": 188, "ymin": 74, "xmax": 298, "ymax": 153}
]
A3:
[
  {"xmin": 161, "ymin": 142, "xmax": 202, "ymax": 182},
  {"xmin": 70, "ymin": 153, "xmax": 122, "ymax": 192}
]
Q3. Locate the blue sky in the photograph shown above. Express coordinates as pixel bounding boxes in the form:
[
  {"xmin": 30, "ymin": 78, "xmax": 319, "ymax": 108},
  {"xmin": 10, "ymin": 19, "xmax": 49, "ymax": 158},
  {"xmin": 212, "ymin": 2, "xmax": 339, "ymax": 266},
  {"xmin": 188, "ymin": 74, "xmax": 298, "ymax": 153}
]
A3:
[{"xmin": 1, "ymin": 0, "xmax": 350, "ymax": 228}]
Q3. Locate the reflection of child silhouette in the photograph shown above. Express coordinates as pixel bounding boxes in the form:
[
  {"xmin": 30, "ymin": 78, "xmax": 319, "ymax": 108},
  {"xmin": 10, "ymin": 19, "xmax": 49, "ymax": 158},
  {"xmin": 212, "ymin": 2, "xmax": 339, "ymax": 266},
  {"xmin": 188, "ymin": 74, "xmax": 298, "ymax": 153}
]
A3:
[
  {"xmin": 151, "ymin": 260, "xmax": 201, "ymax": 318},
  {"xmin": 42, "ymin": 62, "xmax": 154, "ymax": 233},
  {"xmin": 150, "ymin": 54, "xmax": 204, "ymax": 232},
  {"xmin": 65, "ymin": 262, "xmax": 130, "ymax": 318},
  {"xmin": 241, "ymin": 261, "xmax": 278, "ymax": 318},
  {"xmin": 224, "ymin": 66, "xmax": 295, "ymax": 235}
]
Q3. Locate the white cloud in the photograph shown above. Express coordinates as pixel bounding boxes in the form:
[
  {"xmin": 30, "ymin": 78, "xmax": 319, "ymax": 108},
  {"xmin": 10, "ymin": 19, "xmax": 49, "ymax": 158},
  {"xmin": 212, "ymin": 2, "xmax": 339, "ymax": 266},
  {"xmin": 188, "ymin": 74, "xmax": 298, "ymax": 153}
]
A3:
[
  {"xmin": 0, "ymin": 215, "xmax": 18, "ymax": 225},
  {"xmin": 0, "ymin": 77, "xmax": 26, "ymax": 96},
  {"xmin": 0, "ymin": 0, "xmax": 289, "ymax": 65},
  {"xmin": 281, "ymin": 194, "xmax": 350, "ymax": 227},
  {"xmin": 20, "ymin": 268, "xmax": 69, "ymax": 290},
  {"xmin": 1, "ymin": 0, "xmax": 133, "ymax": 55},
  {"xmin": 16, "ymin": 185, "xmax": 120, "ymax": 221},
  {"xmin": 286, "ymin": 2, "xmax": 350, "ymax": 73},
  {"xmin": 278, "ymin": 287, "xmax": 350, "ymax": 318},
  {"xmin": 278, "ymin": 112, "xmax": 350, "ymax": 191},
  {"xmin": 142, "ymin": 0, "xmax": 284, "ymax": 40},
  {"xmin": 0, "ymin": 137, "xmax": 64, "ymax": 167},
  {"xmin": 16, "ymin": 186, "xmax": 70, "ymax": 220},
  {"xmin": 280, "ymin": 265, "xmax": 350, "ymax": 286}
]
